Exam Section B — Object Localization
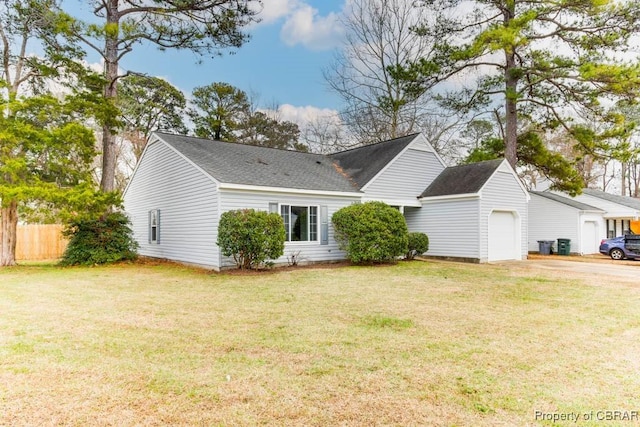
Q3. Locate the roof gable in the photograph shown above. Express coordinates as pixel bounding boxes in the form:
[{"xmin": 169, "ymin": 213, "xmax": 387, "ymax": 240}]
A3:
[
  {"xmin": 530, "ymin": 191, "xmax": 603, "ymax": 211},
  {"xmin": 329, "ymin": 134, "xmax": 421, "ymax": 189},
  {"xmin": 154, "ymin": 133, "xmax": 359, "ymax": 193},
  {"xmin": 420, "ymin": 159, "xmax": 504, "ymax": 198}
]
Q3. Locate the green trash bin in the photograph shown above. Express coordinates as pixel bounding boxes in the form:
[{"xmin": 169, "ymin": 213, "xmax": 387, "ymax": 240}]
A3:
[{"xmin": 557, "ymin": 238, "xmax": 571, "ymax": 255}]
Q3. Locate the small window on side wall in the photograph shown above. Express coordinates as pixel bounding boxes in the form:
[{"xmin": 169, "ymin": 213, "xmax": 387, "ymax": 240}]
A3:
[{"xmin": 149, "ymin": 209, "xmax": 160, "ymax": 244}]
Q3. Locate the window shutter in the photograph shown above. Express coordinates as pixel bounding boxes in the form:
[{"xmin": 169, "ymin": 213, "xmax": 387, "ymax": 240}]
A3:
[
  {"xmin": 156, "ymin": 209, "xmax": 161, "ymax": 244},
  {"xmin": 320, "ymin": 205, "xmax": 328, "ymax": 245},
  {"xmin": 269, "ymin": 202, "xmax": 278, "ymax": 214},
  {"xmin": 148, "ymin": 210, "xmax": 152, "ymax": 244}
]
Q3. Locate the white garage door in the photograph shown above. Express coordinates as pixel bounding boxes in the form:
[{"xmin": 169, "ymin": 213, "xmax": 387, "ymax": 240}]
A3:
[
  {"xmin": 581, "ymin": 221, "xmax": 598, "ymax": 254},
  {"xmin": 489, "ymin": 210, "xmax": 518, "ymax": 261}
]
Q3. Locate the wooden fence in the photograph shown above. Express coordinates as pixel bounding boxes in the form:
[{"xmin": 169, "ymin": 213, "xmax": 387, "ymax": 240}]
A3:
[{"xmin": 0, "ymin": 224, "xmax": 68, "ymax": 261}]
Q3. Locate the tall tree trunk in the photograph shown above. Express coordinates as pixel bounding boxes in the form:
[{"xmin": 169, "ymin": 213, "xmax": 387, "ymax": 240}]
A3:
[
  {"xmin": 1, "ymin": 200, "xmax": 18, "ymax": 266},
  {"xmin": 503, "ymin": 5, "xmax": 518, "ymax": 169},
  {"xmin": 100, "ymin": 0, "xmax": 119, "ymax": 193},
  {"xmin": 621, "ymin": 161, "xmax": 627, "ymax": 196}
]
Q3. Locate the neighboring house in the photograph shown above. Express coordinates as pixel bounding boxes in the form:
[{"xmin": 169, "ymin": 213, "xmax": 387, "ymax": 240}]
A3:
[
  {"xmin": 529, "ymin": 191, "xmax": 605, "ymax": 254},
  {"xmin": 574, "ymin": 189, "xmax": 640, "ymax": 237},
  {"xmin": 123, "ymin": 132, "xmax": 529, "ymax": 269}
]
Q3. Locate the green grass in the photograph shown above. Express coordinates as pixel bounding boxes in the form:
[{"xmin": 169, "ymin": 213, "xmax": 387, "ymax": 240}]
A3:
[{"xmin": 1, "ymin": 260, "xmax": 639, "ymax": 426}]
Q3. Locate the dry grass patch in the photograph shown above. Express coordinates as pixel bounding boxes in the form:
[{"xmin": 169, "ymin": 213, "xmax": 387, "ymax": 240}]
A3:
[{"xmin": 1, "ymin": 260, "xmax": 639, "ymax": 426}]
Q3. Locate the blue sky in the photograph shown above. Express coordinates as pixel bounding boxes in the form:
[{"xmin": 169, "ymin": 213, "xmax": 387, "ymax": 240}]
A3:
[{"xmin": 63, "ymin": 0, "xmax": 349, "ymax": 125}]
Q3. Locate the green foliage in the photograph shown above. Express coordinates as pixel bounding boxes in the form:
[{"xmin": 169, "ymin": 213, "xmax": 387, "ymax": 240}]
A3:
[
  {"xmin": 217, "ymin": 209, "xmax": 285, "ymax": 269},
  {"xmin": 189, "ymin": 82, "xmax": 250, "ymax": 141},
  {"xmin": 55, "ymin": 0, "xmax": 260, "ymax": 191},
  {"xmin": 60, "ymin": 212, "xmax": 138, "ymax": 266},
  {"xmin": 0, "ymin": 91, "xmax": 104, "ymax": 208},
  {"xmin": 236, "ymin": 111, "xmax": 304, "ymax": 151},
  {"xmin": 465, "ymin": 133, "xmax": 584, "ymax": 196},
  {"xmin": 189, "ymin": 82, "xmax": 305, "ymax": 151},
  {"xmin": 332, "ymin": 201, "xmax": 409, "ymax": 264},
  {"xmin": 403, "ymin": 0, "xmax": 640, "ymax": 167},
  {"xmin": 118, "ymin": 75, "xmax": 187, "ymax": 159},
  {"xmin": 406, "ymin": 232, "xmax": 429, "ymax": 260}
]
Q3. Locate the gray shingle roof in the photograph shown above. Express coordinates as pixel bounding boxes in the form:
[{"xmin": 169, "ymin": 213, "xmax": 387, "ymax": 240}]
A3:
[
  {"xmin": 155, "ymin": 133, "xmax": 359, "ymax": 193},
  {"xmin": 530, "ymin": 191, "xmax": 603, "ymax": 211},
  {"xmin": 582, "ymin": 188, "xmax": 640, "ymax": 210},
  {"xmin": 420, "ymin": 159, "xmax": 504, "ymax": 198},
  {"xmin": 329, "ymin": 134, "xmax": 420, "ymax": 188}
]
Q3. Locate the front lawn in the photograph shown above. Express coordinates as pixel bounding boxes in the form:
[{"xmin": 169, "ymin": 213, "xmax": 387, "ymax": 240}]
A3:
[{"xmin": 1, "ymin": 261, "xmax": 639, "ymax": 425}]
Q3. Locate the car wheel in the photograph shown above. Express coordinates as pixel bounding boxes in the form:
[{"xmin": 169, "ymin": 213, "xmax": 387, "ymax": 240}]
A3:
[{"xmin": 610, "ymin": 248, "xmax": 625, "ymax": 260}]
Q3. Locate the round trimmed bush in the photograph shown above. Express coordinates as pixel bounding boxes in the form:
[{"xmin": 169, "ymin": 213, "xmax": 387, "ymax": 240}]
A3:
[
  {"xmin": 406, "ymin": 232, "xmax": 429, "ymax": 260},
  {"xmin": 217, "ymin": 209, "xmax": 285, "ymax": 269},
  {"xmin": 332, "ymin": 201, "xmax": 408, "ymax": 264}
]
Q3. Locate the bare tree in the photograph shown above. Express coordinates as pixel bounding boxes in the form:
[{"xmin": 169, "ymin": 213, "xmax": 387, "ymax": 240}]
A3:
[
  {"xmin": 325, "ymin": 0, "xmax": 439, "ymax": 145},
  {"xmin": 302, "ymin": 114, "xmax": 352, "ymax": 154}
]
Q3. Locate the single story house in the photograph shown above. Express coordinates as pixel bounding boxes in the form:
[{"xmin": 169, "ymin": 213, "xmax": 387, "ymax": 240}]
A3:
[
  {"xmin": 572, "ymin": 189, "xmax": 640, "ymax": 237},
  {"xmin": 528, "ymin": 191, "xmax": 605, "ymax": 254},
  {"xmin": 123, "ymin": 132, "xmax": 529, "ymax": 269}
]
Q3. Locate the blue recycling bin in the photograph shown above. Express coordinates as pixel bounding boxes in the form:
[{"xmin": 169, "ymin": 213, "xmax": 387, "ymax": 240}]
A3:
[{"xmin": 537, "ymin": 240, "xmax": 554, "ymax": 255}]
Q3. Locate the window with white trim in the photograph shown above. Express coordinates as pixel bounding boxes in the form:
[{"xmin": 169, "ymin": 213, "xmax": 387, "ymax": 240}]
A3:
[
  {"xmin": 149, "ymin": 209, "xmax": 160, "ymax": 244},
  {"xmin": 280, "ymin": 205, "xmax": 318, "ymax": 242}
]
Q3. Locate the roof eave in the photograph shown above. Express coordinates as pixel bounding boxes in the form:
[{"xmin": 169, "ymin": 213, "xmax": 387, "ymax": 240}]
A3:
[
  {"xmin": 218, "ymin": 182, "xmax": 362, "ymax": 198},
  {"xmin": 361, "ymin": 196, "xmax": 422, "ymax": 207},
  {"xmin": 419, "ymin": 192, "xmax": 480, "ymax": 202}
]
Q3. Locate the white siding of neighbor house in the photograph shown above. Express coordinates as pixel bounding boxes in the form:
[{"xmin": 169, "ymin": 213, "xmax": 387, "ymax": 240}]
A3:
[
  {"xmin": 569, "ymin": 193, "xmax": 638, "ymax": 218},
  {"xmin": 123, "ymin": 140, "xmax": 220, "ymax": 269},
  {"xmin": 580, "ymin": 213, "xmax": 606, "ymax": 254},
  {"xmin": 528, "ymin": 194, "xmax": 580, "ymax": 252},
  {"xmin": 479, "ymin": 165, "xmax": 529, "ymax": 262},
  {"xmin": 528, "ymin": 194, "xmax": 606, "ymax": 254},
  {"xmin": 363, "ymin": 140, "xmax": 446, "ymax": 202},
  {"xmin": 219, "ymin": 190, "xmax": 360, "ymax": 268},
  {"xmin": 405, "ymin": 198, "xmax": 481, "ymax": 260}
]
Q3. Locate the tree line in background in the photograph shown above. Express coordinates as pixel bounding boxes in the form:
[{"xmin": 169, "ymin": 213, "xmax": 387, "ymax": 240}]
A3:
[
  {"xmin": 327, "ymin": 0, "xmax": 640, "ymax": 197},
  {"xmin": 0, "ymin": 0, "xmax": 261, "ymax": 266},
  {"xmin": 1, "ymin": 0, "xmax": 640, "ymax": 266}
]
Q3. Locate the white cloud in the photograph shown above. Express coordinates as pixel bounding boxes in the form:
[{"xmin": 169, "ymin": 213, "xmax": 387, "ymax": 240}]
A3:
[
  {"xmin": 273, "ymin": 103, "xmax": 341, "ymax": 127},
  {"xmin": 280, "ymin": 4, "xmax": 345, "ymax": 51},
  {"xmin": 253, "ymin": 0, "xmax": 300, "ymax": 24}
]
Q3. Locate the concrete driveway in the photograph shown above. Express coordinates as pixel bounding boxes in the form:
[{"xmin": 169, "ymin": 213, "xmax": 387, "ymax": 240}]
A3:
[{"xmin": 499, "ymin": 254, "xmax": 640, "ymax": 284}]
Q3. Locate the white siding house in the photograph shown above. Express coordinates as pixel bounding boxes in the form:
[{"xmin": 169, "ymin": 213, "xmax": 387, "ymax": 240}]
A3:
[
  {"xmin": 355, "ymin": 135, "xmax": 446, "ymax": 207},
  {"xmin": 406, "ymin": 159, "xmax": 529, "ymax": 263},
  {"xmin": 123, "ymin": 138, "xmax": 221, "ymax": 267},
  {"xmin": 528, "ymin": 192, "xmax": 605, "ymax": 254},
  {"xmin": 124, "ymin": 133, "xmax": 361, "ymax": 270},
  {"xmin": 217, "ymin": 189, "xmax": 359, "ymax": 268},
  {"xmin": 124, "ymin": 133, "xmax": 530, "ymax": 269},
  {"xmin": 568, "ymin": 189, "xmax": 640, "ymax": 238},
  {"xmin": 405, "ymin": 198, "xmax": 480, "ymax": 261}
]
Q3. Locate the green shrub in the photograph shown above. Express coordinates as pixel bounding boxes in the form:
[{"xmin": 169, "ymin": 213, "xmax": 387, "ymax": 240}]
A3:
[
  {"xmin": 406, "ymin": 232, "xmax": 429, "ymax": 260},
  {"xmin": 60, "ymin": 212, "xmax": 138, "ymax": 266},
  {"xmin": 332, "ymin": 201, "xmax": 408, "ymax": 264},
  {"xmin": 217, "ymin": 209, "xmax": 285, "ymax": 269}
]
